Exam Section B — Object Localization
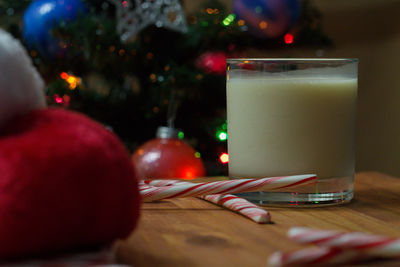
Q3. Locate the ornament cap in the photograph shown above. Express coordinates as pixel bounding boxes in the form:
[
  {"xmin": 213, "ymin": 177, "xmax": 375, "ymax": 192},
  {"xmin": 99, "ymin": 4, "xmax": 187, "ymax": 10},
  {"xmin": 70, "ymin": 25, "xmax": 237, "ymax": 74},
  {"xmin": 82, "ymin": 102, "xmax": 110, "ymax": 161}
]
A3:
[{"xmin": 156, "ymin": 126, "xmax": 179, "ymax": 139}]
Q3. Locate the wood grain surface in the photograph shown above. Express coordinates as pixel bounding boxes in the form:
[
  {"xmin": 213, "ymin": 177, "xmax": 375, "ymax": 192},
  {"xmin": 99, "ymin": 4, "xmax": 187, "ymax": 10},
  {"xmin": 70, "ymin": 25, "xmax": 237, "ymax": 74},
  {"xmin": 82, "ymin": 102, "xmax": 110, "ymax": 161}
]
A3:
[{"xmin": 115, "ymin": 172, "xmax": 400, "ymax": 267}]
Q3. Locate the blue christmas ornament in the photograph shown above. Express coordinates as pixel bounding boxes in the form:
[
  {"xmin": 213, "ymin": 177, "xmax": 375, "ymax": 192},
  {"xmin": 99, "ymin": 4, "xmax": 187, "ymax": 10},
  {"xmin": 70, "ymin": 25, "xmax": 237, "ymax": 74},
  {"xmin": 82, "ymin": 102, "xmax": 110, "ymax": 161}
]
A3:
[
  {"xmin": 233, "ymin": 0, "xmax": 301, "ymax": 39},
  {"xmin": 23, "ymin": 0, "xmax": 87, "ymax": 58}
]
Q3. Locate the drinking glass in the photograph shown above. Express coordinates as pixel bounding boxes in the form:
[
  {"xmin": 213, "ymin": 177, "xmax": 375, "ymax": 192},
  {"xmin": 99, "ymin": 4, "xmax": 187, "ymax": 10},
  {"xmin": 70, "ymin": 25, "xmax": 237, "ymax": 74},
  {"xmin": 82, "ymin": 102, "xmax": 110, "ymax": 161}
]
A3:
[{"xmin": 226, "ymin": 58, "xmax": 358, "ymax": 206}]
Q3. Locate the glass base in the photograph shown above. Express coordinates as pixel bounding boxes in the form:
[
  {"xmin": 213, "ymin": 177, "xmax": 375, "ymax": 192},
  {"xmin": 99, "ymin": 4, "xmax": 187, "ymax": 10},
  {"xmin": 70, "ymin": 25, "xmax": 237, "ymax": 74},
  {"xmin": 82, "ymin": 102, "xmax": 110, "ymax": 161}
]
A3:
[{"xmin": 233, "ymin": 176, "xmax": 353, "ymax": 207}]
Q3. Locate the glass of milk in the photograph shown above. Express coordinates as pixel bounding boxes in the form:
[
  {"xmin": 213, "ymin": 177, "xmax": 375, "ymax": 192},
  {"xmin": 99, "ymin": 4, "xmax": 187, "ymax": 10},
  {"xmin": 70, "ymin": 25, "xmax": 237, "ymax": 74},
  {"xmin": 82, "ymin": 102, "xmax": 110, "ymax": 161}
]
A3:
[{"xmin": 226, "ymin": 58, "xmax": 358, "ymax": 206}]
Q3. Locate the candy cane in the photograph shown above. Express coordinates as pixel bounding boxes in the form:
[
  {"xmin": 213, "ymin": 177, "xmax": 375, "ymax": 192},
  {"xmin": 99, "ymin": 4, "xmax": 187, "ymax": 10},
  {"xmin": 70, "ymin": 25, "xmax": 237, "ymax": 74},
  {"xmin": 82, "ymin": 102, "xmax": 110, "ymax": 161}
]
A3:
[
  {"xmin": 138, "ymin": 182, "xmax": 153, "ymax": 191},
  {"xmin": 268, "ymin": 228, "xmax": 400, "ymax": 266},
  {"xmin": 268, "ymin": 247, "xmax": 367, "ymax": 266},
  {"xmin": 288, "ymin": 227, "xmax": 400, "ymax": 257},
  {"xmin": 140, "ymin": 174, "xmax": 316, "ymax": 202},
  {"xmin": 202, "ymin": 193, "xmax": 271, "ymax": 223},
  {"xmin": 144, "ymin": 179, "xmax": 270, "ymax": 223},
  {"xmin": 144, "ymin": 179, "xmax": 185, "ymax": 187}
]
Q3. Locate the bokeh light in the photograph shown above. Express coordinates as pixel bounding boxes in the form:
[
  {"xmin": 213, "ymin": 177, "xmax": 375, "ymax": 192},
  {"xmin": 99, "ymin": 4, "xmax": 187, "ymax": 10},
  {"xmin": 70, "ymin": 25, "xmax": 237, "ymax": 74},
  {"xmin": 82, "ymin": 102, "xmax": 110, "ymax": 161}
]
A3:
[{"xmin": 219, "ymin": 153, "xmax": 229, "ymax": 164}]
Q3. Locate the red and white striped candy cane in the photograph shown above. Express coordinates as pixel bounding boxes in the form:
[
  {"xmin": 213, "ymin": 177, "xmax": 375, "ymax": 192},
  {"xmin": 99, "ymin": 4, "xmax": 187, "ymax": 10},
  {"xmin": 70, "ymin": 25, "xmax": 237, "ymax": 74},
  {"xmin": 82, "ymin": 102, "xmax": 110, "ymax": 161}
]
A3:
[
  {"xmin": 288, "ymin": 227, "xmax": 400, "ymax": 257},
  {"xmin": 140, "ymin": 174, "xmax": 316, "ymax": 202},
  {"xmin": 138, "ymin": 181, "xmax": 153, "ymax": 191},
  {"xmin": 268, "ymin": 247, "xmax": 367, "ymax": 266},
  {"xmin": 202, "ymin": 193, "xmax": 271, "ymax": 223},
  {"xmin": 144, "ymin": 179, "xmax": 185, "ymax": 187},
  {"xmin": 144, "ymin": 179, "xmax": 271, "ymax": 223}
]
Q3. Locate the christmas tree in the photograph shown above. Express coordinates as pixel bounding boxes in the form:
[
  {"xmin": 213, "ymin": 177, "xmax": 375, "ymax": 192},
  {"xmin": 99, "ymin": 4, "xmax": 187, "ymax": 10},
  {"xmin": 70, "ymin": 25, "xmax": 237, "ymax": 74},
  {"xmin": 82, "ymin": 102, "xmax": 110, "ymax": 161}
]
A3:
[{"xmin": 0, "ymin": 0, "xmax": 330, "ymax": 176}]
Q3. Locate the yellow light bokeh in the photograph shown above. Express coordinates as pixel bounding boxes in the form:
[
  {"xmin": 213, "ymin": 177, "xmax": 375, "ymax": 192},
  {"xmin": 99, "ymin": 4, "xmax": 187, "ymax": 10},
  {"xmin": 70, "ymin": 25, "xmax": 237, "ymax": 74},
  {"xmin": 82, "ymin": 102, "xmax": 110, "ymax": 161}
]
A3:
[
  {"xmin": 259, "ymin": 21, "xmax": 268, "ymax": 29},
  {"xmin": 238, "ymin": 19, "xmax": 245, "ymax": 26},
  {"xmin": 220, "ymin": 153, "xmax": 229, "ymax": 163},
  {"xmin": 60, "ymin": 72, "xmax": 81, "ymax": 90},
  {"xmin": 67, "ymin": 76, "xmax": 76, "ymax": 84}
]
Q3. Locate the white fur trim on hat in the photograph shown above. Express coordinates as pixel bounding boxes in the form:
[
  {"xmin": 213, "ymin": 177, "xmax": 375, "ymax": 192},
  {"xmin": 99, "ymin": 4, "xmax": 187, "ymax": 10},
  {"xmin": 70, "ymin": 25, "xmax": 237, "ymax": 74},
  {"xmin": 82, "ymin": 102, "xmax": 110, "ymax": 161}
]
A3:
[{"xmin": 0, "ymin": 28, "xmax": 46, "ymax": 128}]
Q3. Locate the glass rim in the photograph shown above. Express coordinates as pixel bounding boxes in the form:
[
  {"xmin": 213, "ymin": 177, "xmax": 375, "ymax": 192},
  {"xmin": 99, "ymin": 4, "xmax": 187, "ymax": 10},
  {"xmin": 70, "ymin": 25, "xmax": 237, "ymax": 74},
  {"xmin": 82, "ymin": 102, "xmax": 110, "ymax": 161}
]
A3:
[{"xmin": 226, "ymin": 58, "xmax": 358, "ymax": 64}]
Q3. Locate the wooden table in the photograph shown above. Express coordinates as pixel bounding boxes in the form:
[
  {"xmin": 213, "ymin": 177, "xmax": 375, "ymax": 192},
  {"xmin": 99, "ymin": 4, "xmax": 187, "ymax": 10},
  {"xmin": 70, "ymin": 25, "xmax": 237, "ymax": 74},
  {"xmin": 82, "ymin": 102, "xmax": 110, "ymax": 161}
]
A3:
[{"xmin": 115, "ymin": 172, "xmax": 400, "ymax": 266}]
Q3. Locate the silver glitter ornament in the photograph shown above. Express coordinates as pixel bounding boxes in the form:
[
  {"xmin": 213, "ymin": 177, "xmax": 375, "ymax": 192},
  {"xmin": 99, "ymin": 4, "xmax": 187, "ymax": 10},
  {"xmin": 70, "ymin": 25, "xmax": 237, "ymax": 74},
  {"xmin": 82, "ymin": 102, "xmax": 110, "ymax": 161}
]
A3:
[{"xmin": 110, "ymin": 0, "xmax": 188, "ymax": 42}]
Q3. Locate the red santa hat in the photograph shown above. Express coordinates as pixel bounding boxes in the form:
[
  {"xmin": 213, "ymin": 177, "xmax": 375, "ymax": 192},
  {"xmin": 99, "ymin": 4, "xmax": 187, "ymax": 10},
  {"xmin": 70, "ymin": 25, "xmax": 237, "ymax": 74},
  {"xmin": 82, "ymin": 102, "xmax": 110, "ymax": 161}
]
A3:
[{"xmin": 0, "ymin": 29, "xmax": 140, "ymax": 259}]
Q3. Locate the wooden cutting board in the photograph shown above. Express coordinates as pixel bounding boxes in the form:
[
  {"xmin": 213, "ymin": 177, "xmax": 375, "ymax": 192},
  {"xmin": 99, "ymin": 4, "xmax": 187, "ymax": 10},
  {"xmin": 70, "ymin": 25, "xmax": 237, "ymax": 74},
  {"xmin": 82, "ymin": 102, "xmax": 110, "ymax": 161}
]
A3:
[{"xmin": 115, "ymin": 172, "xmax": 400, "ymax": 267}]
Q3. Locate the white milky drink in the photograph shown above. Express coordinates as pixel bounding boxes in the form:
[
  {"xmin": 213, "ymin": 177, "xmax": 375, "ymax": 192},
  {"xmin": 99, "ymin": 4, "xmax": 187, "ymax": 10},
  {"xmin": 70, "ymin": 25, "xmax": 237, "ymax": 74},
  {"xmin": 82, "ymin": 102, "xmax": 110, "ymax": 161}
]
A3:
[
  {"xmin": 227, "ymin": 77, "xmax": 357, "ymax": 178},
  {"xmin": 226, "ymin": 59, "xmax": 358, "ymax": 205}
]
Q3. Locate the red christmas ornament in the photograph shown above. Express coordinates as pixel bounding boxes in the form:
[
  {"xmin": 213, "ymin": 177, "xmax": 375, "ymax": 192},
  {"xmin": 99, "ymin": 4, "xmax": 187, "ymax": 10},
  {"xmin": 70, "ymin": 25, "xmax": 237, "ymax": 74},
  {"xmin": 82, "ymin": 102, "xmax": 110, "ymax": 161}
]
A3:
[
  {"xmin": 132, "ymin": 127, "xmax": 206, "ymax": 180},
  {"xmin": 0, "ymin": 108, "xmax": 140, "ymax": 259},
  {"xmin": 195, "ymin": 51, "xmax": 227, "ymax": 75}
]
